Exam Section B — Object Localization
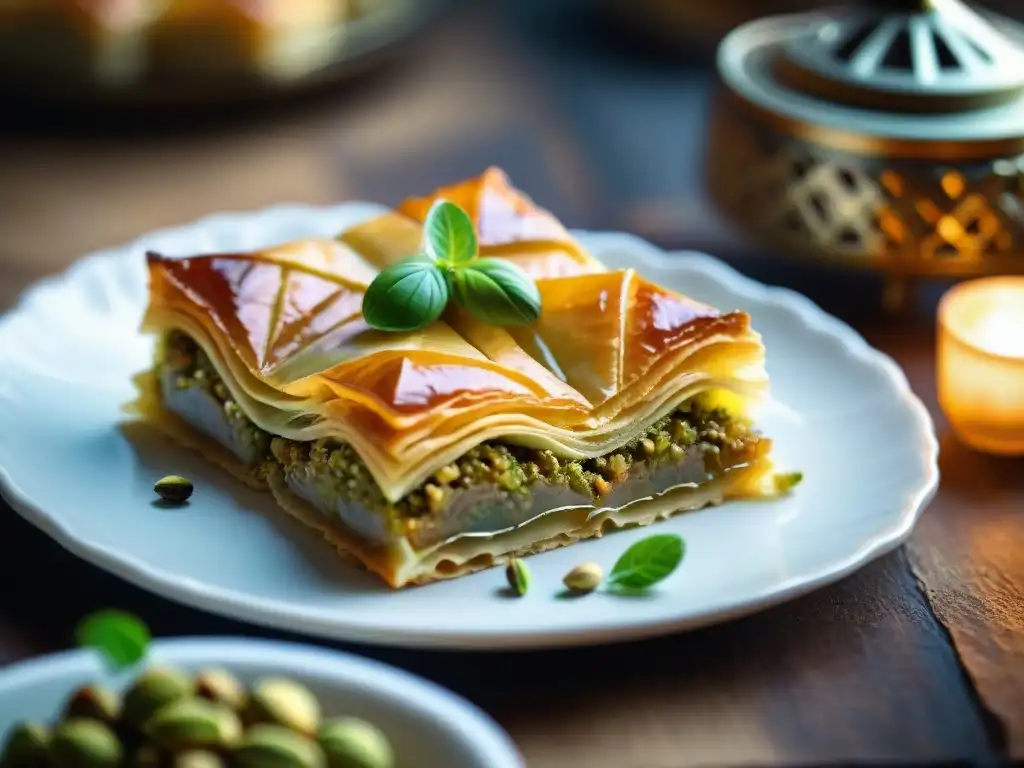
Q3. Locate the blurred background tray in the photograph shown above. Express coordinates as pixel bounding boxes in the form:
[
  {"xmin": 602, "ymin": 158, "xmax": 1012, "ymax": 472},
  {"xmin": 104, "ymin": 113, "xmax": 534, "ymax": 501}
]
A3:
[{"xmin": 0, "ymin": 0, "xmax": 453, "ymax": 112}]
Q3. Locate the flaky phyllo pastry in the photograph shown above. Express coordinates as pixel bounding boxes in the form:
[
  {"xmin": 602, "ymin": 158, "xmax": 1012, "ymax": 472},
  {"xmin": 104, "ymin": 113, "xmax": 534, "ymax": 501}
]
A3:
[{"xmin": 135, "ymin": 168, "xmax": 778, "ymax": 587}]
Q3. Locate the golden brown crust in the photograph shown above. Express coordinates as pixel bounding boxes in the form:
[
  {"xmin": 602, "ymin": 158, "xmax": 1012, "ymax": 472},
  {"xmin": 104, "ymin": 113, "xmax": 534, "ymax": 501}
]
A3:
[
  {"xmin": 140, "ymin": 170, "xmax": 767, "ymax": 503},
  {"xmin": 132, "ymin": 169, "xmax": 777, "ymax": 587}
]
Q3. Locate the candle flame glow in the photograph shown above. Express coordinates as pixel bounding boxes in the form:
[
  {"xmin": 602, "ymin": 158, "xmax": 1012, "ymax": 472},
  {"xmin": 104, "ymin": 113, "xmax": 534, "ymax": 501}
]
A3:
[{"xmin": 970, "ymin": 304, "xmax": 1024, "ymax": 358}]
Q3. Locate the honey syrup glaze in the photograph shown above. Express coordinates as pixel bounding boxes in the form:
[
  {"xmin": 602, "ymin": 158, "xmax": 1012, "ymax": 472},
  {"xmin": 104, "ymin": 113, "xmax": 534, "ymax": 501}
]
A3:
[{"xmin": 142, "ymin": 168, "xmax": 767, "ymax": 503}]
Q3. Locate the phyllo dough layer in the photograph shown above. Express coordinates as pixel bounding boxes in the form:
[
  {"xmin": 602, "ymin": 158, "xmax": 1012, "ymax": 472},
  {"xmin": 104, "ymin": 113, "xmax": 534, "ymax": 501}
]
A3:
[{"xmin": 136, "ymin": 168, "xmax": 776, "ymax": 586}]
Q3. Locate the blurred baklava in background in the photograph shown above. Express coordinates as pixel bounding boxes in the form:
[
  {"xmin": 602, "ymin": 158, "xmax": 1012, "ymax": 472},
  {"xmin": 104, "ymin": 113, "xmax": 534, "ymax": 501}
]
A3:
[{"xmin": 0, "ymin": 0, "xmax": 443, "ymax": 103}]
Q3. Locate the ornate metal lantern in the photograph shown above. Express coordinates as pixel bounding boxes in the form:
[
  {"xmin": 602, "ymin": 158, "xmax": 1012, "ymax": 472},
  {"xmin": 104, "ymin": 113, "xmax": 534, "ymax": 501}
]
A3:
[{"xmin": 707, "ymin": 0, "xmax": 1024, "ymax": 309}]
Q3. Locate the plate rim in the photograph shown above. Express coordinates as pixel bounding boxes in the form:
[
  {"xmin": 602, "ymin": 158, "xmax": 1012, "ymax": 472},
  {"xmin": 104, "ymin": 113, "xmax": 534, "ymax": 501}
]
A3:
[
  {"xmin": 0, "ymin": 203, "xmax": 941, "ymax": 651},
  {"xmin": 0, "ymin": 636, "xmax": 525, "ymax": 768}
]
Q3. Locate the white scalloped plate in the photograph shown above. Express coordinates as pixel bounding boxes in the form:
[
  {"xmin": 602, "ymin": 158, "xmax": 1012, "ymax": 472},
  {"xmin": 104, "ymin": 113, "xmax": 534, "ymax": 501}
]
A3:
[
  {"xmin": 0, "ymin": 637, "xmax": 524, "ymax": 768},
  {"xmin": 0, "ymin": 204, "xmax": 939, "ymax": 650}
]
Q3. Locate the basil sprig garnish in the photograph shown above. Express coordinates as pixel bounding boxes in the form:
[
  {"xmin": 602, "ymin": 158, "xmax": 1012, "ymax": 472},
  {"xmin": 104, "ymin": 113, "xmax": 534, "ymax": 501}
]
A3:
[
  {"xmin": 424, "ymin": 198, "xmax": 478, "ymax": 266},
  {"xmin": 449, "ymin": 258, "xmax": 542, "ymax": 326},
  {"xmin": 362, "ymin": 199, "xmax": 541, "ymax": 333},
  {"xmin": 361, "ymin": 255, "xmax": 449, "ymax": 333}
]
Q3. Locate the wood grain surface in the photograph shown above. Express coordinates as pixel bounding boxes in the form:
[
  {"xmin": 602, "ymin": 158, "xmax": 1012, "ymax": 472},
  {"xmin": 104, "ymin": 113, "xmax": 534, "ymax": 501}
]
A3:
[{"xmin": 0, "ymin": 1, "xmax": 1021, "ymax": 765}]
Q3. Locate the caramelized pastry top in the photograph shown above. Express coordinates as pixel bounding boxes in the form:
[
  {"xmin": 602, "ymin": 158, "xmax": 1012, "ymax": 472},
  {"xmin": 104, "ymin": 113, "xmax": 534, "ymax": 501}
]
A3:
[{"xmin": 143, "ymin": 168, "xmax": 766, "ymax": 500}]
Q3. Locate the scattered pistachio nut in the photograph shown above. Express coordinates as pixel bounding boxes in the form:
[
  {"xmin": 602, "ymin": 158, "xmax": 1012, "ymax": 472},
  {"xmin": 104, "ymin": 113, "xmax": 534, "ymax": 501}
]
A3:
[
  {"xmin": 244, "ymin": 678, "xmax": 321, "ymax": 736},
  {"xmin": 195, "ymin": 668, "xmax": 247, "ymax": 710},
  {"xmin": 50, "ymin": 719, "xmax": 122, "ymax": 768},
  {"xmin": 122, "ymin": 667, "xmax": 194, "ymax": 729},
  {"xmin": 504, "ymin": 559, "xmax": 530, "ymax": 597},
  {"xmin": 173, "ymin": 750, "xmax": 227, "ymax": 768},
  {"xmin": 62, "ymin": 684, "xmax": 121, "ymax": 723},
  {"xmin": 563, "ymin": 563, "xmax": 603, "ymax": 593},
  {"xmin": 144, "ymin": 698, "xmax": 242, "ymax": 751},
  {"xmin": 1, "ymin": 722, "xmax": 50, "ymax": 768},
  {"xmin": 234, "ymin": 724, "xmax": 326, "ymax": 768},
  {"xmin": 154, "ymin": 476, "xmax": 194, "ymax": 504},
  {"xmin": 318, "ymin": 718, "xmax": 394, "ymax": 768}
]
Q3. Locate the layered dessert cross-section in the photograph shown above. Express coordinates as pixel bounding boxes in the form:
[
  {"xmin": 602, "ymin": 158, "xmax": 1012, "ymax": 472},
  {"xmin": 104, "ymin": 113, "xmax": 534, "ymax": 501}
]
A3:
[{"xmin": 134, "ymin": 168, "xmax": 778, "ymax": 587}]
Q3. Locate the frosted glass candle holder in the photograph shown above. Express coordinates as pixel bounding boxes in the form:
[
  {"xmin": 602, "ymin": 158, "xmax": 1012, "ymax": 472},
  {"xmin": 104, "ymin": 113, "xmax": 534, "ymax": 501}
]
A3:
[{"xmin": 938, "ymin": 277, "xmax": 1024, "ymax": 455}]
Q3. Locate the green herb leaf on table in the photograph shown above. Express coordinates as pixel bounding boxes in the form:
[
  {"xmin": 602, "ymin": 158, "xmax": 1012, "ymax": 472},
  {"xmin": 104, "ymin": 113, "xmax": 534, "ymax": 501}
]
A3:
[
  {"xmin": 448, "ymin": 258, "xmax": 542, "ymax": 326},
  {"xmin": 424, "ymin": 199, "xmax": 478, "ymax": 266},
  {"xmin": 362, "ymin": 255, "xmax": 450, "ymax": 332},
  {"xmin": 606, "ymin": 533, "xmax": 686, "ymax": 592},
  {"xmin": 75, "ymin": 610, "xmax": 151, "ymax": 671}
]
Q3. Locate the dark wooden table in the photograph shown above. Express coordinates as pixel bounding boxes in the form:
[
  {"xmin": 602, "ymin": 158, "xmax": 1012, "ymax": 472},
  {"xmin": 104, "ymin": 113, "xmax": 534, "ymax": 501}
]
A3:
[{"xmin": 1, "ymin": 2, "xmax": 1022, "ymax": 765}]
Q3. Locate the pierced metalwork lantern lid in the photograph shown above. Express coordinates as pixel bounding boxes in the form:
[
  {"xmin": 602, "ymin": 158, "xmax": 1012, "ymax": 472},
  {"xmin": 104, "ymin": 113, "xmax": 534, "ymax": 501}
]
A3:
[
  {"xmin": 718, "ymin": 0, "xmax": 1024, "ymax": 144},
  {"xmin": 708, "ymin": 0, "xmax": 1024, "ymax": 311}
]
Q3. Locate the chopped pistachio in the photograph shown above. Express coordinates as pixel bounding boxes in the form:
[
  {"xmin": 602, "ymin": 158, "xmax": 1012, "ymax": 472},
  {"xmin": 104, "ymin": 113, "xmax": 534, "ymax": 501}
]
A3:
[
  {"xmin": 434, "ymin": 464, "xmax": 460, "ymax": 485},
  {"xmin": 160, "ymin": 331, "xmax": 764, "ymax": 523}
]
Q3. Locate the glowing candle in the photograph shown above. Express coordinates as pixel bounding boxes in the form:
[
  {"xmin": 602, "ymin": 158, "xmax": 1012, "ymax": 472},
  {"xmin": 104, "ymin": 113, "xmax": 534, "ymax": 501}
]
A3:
[{"xmin": 938, "ymin": 277, "xmax": 1024, "ymax": 455}]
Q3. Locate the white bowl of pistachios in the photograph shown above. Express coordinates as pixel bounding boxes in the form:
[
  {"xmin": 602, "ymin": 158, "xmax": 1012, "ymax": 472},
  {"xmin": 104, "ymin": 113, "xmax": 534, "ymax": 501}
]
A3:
[{"xmin": 0, "ymin": 634, "xmax": 523, "ymax": 768}]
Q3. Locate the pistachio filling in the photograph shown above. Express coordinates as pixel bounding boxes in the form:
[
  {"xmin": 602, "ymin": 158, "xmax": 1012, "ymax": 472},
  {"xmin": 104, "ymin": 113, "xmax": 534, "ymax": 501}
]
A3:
[{"xmin": 158, "ymin": 331, "xmax": 763, "ymax": 540}]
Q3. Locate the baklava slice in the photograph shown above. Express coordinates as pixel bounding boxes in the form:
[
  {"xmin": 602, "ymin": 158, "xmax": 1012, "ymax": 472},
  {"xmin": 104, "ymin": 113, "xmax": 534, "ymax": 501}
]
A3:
[
  {"xmin": 0, "ymin": 0, "xmax": 162, "ymax": 85},
  {"xmin": 149, "ymin": 0, "xmax": 347, "ymax": 81},
  {"xmin": 135, "ymin": 168, "xmax": 778, "ymax": 587}
]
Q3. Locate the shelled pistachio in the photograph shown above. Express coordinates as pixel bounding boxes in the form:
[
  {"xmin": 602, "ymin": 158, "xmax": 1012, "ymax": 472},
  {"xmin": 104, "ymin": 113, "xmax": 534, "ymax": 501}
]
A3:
[
  {"xmin": 144, "ymin": 698, "xmax": 242, "ymax": 751},
  {"xmin": 233, "ymin": 725, "xmax": 325, "ymax": 768},
  {"xmin": 194, "ymin": 669, "xmax": 247, "ymax": 710},
  {"xmin": 244, "ymin": 679, "xmax": 320, "ymax": 736},
  {"xmin": 122, "ymin": 667, "xmax": 193, "ymax": 730},
  {"xmin": 172, "ymin": 750, "xmax": 226, "ymax": 768},
  {"xmin": 318, "ymin": 718, "xmax": 394, "ymax": 768},
  {"xmin": 62, "ymin": 684, "xmax": 121, "ymax": 723},
  {"xmin": 50, "ymin": 719, "xmax": 122, "ymax": 768}
]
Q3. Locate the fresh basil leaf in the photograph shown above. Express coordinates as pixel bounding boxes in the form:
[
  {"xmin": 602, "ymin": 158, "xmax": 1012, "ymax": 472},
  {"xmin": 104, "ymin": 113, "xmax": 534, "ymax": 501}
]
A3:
[
  {"xmin": 362, "ymin": 256, "xmax": 450, "ymax": 332},
  {"xmin": 424, "ymin": 199, "xmax": 478, "ymax": 266},
  {"xmin": 448, "ymin": 258, "xmax": 541, "ymax": 326},
  {"xmin": 606, "ymin": 534, "xmax": 685, "ymax": 591},
  {"xmin": 75, "ymin": 610, "xmax": 151, "ymax": 671}
]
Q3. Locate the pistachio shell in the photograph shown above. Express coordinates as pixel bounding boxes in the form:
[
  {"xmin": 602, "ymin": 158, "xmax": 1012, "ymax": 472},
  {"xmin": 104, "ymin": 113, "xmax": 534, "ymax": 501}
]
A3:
[
  {"xmin": 1, "ymin": 722, "xmax": 50, "ymax": 768},
  {"xmin": 233, "ymin": 725, "xmax": 325, "ymax": 768},
  {"xmin": 563, "ymin": 562, "xmax": 603, "ymax": 592},
  {"xmin": 50, "ymin": 719, "xmax": 122, "ymax": 768},
  {"xmin": 244, "ymin": 679, "xmax": 321, "ymax": 736},
  {"xmin": 317, "ymin": 718, "xmax": 394, "ymax": 768},
  {"xmin": 144, "ymin": 699, "xmax": 242, "ymax": 751},
  {"xmin": 122, "ymin": 667, "xmax": 193, "ymax": 729},
  {"xmin": 172, "ymin": 750, "xmax": 225, "ymax": 768},
  {"xmin": 62, "ymin": 685, "xmax": 121, "ymax": 723},
  {"xmin": 154, "ymin": 476, "xmax": 193, "ymax": 504},
  {"xmin": 194, "ymin": 669, "xmax": 247, "ymax": 710}
]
